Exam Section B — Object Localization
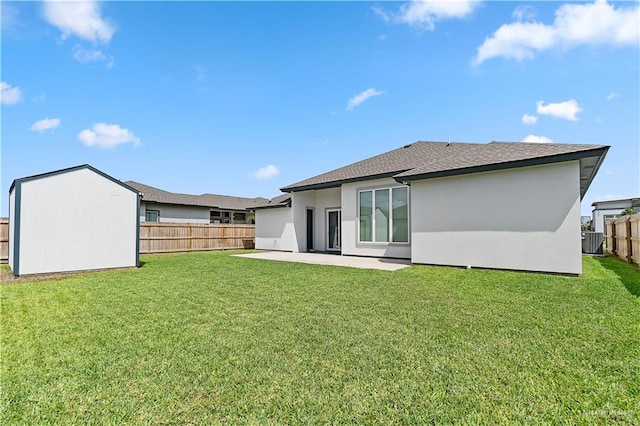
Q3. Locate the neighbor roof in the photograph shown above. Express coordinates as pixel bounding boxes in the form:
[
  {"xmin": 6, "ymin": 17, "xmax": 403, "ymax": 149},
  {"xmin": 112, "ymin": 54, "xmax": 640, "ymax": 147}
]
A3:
[
  {"xmin": 280, "ymin": 141, "xmax": 609, "ymax": 199},
  {"xmin": 253, "ymin": 193, "xmax": 292, "ymax": 209},
  {"xmin": 591, "ymin": 197, "xmax": 640, "ymax": 207},
  {"xmin": 125, "ymin": 181, "xmax": 268, "ymax": 211}
]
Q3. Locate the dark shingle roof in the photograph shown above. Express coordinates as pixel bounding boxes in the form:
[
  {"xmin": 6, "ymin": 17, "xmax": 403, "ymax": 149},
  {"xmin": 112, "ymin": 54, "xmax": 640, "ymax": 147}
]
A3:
[
  {"xmin": 125, "ymin": 181, "xmax": 268, "ymax": 211},
  {"xmin": 254, "ymin": 193, "xmax": 292, "ymax": 209},
  {"xmin": 280, "ymin": 141, "xmax": 609, "ymax": 198}
]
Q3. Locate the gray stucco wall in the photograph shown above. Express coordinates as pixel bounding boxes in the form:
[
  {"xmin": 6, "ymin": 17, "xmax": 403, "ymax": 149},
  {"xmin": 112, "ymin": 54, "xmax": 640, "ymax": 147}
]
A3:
[
  {"xmin": 291, "ymin": 190, "xmax": 316, "ymax": 252},
  {"xmin": 410, "ymin": 161, "xmax": 582, "ymax": 274},
  {"xmin": 288, "ymin": 188, "xmax": 342, "ymax": 252},
  {"xmin": 255, "ymin": 207, "xmax": 295, "ymax": 251},
  {"xmin": 313, "ymin": 187, "xmax": 341, "ymax": 252},
  {"xmin": 13, "ymin": 168, "xmax": 138, "ymax": 275}
]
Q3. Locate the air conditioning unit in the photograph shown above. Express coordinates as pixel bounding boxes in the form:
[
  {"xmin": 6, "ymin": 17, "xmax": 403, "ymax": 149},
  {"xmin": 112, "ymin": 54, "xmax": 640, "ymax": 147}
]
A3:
[{"xmin": 582, "ymin": 232, "xmax": 604, "ymax": 255}]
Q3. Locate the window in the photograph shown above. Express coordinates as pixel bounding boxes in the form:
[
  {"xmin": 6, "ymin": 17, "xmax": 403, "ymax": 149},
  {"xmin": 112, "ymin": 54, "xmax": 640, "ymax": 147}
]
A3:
[
  {"xmin": 358, "ymin": 186, "xmax": 409, "ymax": 243},
  {"xmin": 210, "ymin": 210, "xmax": 231, "ymax": 224},
  {"xmin": 145, "ymin": 210, "xmax": 159, "ymax": 222}
]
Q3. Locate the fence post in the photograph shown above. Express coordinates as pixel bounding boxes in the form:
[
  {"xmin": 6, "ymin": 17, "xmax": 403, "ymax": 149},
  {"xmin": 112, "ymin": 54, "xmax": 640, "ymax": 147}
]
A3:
[
  {"xmin": 627, "ymin": 219, "xmax": 633, "ymax": 264},
  {"xmin": 611, "ymin": 222, "xmax": 616, "ymax": 255}
]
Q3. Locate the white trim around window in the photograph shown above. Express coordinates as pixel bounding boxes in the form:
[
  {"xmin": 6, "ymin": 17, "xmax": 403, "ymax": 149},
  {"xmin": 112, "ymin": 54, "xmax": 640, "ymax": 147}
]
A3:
[
  {"xmin": 357, "ymin": 185, "xmax": 409, "ymax": 244},
  {"xmin": 145, "ymin": 209, "xmax": 160, "ymax": 222}
]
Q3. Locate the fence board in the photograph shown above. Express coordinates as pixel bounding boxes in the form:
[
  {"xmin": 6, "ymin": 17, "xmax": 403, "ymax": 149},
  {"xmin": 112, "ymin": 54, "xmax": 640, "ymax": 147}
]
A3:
[
  {"xmin": 0, "ymin": 219, "xmax": 8, "ymax": 264},
  {"xmin": 139, "ymin": 222, "xmax": 254, "ymax": 254},
  {"xmin": 605, "ymin": 213, "xmax": 640, "ymax": 266}
]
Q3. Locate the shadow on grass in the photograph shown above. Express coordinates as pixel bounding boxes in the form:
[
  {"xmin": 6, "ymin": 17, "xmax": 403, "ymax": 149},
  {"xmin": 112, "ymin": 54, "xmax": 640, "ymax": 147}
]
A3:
[{"xmin": 594, "ymin": 256, "xmax": 640, "ymax": 297}]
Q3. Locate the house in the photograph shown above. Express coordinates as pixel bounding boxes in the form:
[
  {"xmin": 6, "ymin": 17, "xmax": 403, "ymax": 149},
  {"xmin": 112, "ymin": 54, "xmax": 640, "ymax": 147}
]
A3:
[
  {"xmin": 125, "ymin": 181, "xmax": 268, "ymax": 224},
  {"xmin": 591, "ymin": 197, "xmax": 640, "ymax": 234},
  {"xmin": 9, "ymin": 165, "xmax": 140, "ymax": 276},
  {"xmin": 255, "ymin": 141, "xmax": 609, "ymax": 275}
]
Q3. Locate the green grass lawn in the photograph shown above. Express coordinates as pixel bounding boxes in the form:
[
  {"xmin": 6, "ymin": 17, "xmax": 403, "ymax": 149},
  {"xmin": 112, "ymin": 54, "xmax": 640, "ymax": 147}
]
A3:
[{"xmin": 1, "ymin": 252, "xmax": 639, "ymax": 424}]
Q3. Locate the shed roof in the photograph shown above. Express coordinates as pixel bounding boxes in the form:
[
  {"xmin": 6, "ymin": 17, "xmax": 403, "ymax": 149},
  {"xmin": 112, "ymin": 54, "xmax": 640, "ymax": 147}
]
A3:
[
  {"xmin": 125, "ymin": 181, "xmax": 268, "ymax": 211},
  {"xmin": 280, "ymin": 141, "xmax": 609, "ymax": 199},
  {"xmin": 9, "ymin": 164, "xmax": 140, "ymax": 195}
]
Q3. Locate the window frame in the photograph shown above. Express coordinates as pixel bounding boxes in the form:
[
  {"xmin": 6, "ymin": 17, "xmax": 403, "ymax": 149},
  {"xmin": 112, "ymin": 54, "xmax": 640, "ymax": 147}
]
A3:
[
  {"xmin": 145, "ymin": 209, "xmax": 160, "ymax": 223},
  {"xmin": 210, "ymin": 210, "xmax": 232, "ymax": 224},
  {"xmin": 357, "ymin": 185, "xmax": 410, "ymax": 245}
]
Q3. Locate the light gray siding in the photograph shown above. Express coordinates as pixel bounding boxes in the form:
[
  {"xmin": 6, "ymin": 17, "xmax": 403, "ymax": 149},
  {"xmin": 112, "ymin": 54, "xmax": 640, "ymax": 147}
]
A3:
[
  {"xmin": 12, "ymin": 167, "xmax": 138, "ymax": 275},
  {"xmin": 140, "ymin": 201, "xmax": 210, "ymax": 224},
  {"xmin": 255, "ymin": 207, "xmax": 295, "ymax": 251},
  {"xmin": 410, "ymin": 161, "xmax": 582, "ymax": 274}
]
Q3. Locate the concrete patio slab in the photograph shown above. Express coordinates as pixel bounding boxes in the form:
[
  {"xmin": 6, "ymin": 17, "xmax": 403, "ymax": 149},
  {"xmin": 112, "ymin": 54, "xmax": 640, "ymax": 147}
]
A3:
[{"xmin": 234, "ymin": 251, "xmax": 411, "ymax": 271}]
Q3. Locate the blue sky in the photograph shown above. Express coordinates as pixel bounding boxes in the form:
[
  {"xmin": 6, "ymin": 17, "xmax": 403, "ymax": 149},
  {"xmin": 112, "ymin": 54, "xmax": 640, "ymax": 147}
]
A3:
[{"xmin": 1, "ymin": 0, "xmax": 638, "ymax": 217}]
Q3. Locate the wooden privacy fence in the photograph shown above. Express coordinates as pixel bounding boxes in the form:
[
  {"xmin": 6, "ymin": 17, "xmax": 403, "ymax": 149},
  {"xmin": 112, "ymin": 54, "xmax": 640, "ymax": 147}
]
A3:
[
  {"xmin": 605, "ymin": 213, "xmax": 640, "ymax": 266},
  {"xmin": 0, "ymin": 221, "xmax": 254, "ymax": 262},
  {"xmin": 1, "ymin": 219, "xmax": 7, "ymax": 263},
  {"xmin": 139, "ymin": 222, "xmax": 255, "ymax": 254}
]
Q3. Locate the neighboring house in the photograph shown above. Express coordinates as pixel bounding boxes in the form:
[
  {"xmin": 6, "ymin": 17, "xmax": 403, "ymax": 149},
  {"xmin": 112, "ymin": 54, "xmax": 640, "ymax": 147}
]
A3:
[
  {"xmin": 255, "ymin": 141, "xmax": 609, "ymax": 275},
  {"xmin": 591, "ymin": 197, "xmax": 640, "ymax": 234},
  {"xmin": 580, "ymin": 216, "xmax": 592, "ymax": 231},
  {"xmin": 125, "ymin": 181, "xmax": 267, "ymax": 224},
  {"xmin": 9, "ymin": 165, "xmax": 140, "ymax": 276}
]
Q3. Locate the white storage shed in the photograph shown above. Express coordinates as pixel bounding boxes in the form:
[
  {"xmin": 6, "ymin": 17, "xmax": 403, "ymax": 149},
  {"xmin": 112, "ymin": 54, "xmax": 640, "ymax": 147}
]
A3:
[{"xmin": 9, "ymin": 164, "xmax": 140, "ymax": 276}]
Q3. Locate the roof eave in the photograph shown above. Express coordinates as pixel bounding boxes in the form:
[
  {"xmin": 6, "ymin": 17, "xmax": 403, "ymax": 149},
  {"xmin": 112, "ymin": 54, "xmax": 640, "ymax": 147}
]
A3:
[
  {"xmin": 254, "ymin": 199, "xmax": 292, "ymax": 210},
  {"xmin": 142, "ymin": 200, "xmax": 222, "ymax": 209},
  {"xmin": 394, "ymin": 147, "xmax": 610, "ymax": 188},
  {"xmin": 9, "ymin": 164, "xmax": 140, "ymax": 196},
  {"xmin": 579, "ymin": 146, "xmax": 609, "ymax": 200},
  {"xmin": 281, "ymin": 171, "xmax": 405, "ymax": 193}
]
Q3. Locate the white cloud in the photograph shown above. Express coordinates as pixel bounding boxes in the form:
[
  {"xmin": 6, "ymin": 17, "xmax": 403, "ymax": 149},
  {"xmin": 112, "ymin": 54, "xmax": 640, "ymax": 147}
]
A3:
[
  {"xmin": 374, "ymin": 0, "xmax": 481, "ymax": 30},
  {"xmin": 78, "ymin": 123, "xmax": 141, "ymax": 148},
  {"xmin": 30, "ymin": 118, "xmax": 61, "ymax": 132},
  {"xmin": 252, "ymin": 164, "xmax": 279, "ymax": 180},
  {"xmin": 473, "ymin": 0, "xmax": 639, "ymax": 65},
  {"xmin": 42, "ymin": 0, "xmax": 115, "ymax": 44},
  {"xmin": 0, "ymin": 81, "xmax": 23, "ymax": 105},
  {"xmin": 512, "ymin": 5, "xmax": 536, "ymax": 22},
  {"xmin": 522, "ymin": 114, "xmax": 538, "ymax": 125},
  {"xmin": 536, "ymin": 99, "xmax": 583, "ymax": 121},
  {"xmin": 606, "ymin": 91, "xmax": 619, "ymax": 100},
  {"xmin": 346, "ymin": 88, "xmax": 383, "ymax": 111},
  {"xmin": 522, "ymin": 135, "xmax": 553, "ymax": 143},
  {"xmin": 72, "ymin": 45, "xmax": 106, "ymax": 63}
]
